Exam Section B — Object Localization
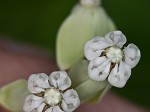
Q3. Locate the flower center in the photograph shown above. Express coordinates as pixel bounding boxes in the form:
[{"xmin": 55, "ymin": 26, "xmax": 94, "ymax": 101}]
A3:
[
  {"xmin": 106, "ymin": 47, "xmax": 123, "ymax": 63},
  {"xmin": 44, "ymin": 89, "xmax": 62, "ymax": 106}
]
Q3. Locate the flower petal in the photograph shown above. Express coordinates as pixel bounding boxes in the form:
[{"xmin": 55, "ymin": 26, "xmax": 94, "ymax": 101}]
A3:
[
  {"xmin": 88, "ymin": 57, "xmax": 111, "ymax": 81},
  {"xmin": 45, "ymin": 107, "xmax": 52, "ymax": 112},
  {"xmin": 108, "ymin": 61, "xmax": 131, "ymax": 88},
  {"xmin": 53, "ymin": 106, "xmax": 64, "ymax": 112},
  {"xmin": 99, "ymin": 61, "xmax": 111, "ymax": 80},
  {"xmin": 61, "ymin": 89, "xmax": 80, "ymax": 112},
  {"xmin": 28, "ymin": 73, "xmax": 50, "ymax": 93},
  {"xmin": 123, "ymin": 44, "xmax": 141, "ymax": 68},
  {"xmin": 105, "ymin": 31, "xmax": 127, "ymax": 48},
  {"xmin": 36, "ymin": 103, "xmax": 45, "ymax": 112},
  {"xmin": 46, "ymin": 106, "xmax": 64, "ymax": 112},
  {"xmin": 84, "ymin": 37, "xmax": 109, "ymax": 60},
  {"xmin": 49, "ymin": 71, "xmax": 71, "ymax": 91},
  {"xmin": 23, "ymin": 95, "xmax": 44, "ymax": 112}
]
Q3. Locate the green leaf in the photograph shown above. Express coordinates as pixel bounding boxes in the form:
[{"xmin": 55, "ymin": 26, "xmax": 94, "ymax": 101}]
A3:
[
  {"xmin": 56, "ymin": 4, "xmax": 116, "ymax": 70},
  {"xmin": 0, "ymin": 80, "xmax": 29, "ymax": 112}
]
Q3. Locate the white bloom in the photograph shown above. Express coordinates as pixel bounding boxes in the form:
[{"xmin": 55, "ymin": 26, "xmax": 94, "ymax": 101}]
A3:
[
  {"xmin": 23, "ymin": 71, "xmax": 80, "ymax": 112},
  {"xmin": 84, "ymin": 31, "xmax": 141, "ymax": 88}
]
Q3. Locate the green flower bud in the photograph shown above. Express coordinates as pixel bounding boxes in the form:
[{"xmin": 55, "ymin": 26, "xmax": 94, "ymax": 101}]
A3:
[
  {"xmin": 56, "ymin": 0, "xmax": 116, "ymax": 70},
  {"xmin": 0, "ymin": 80, "xmax": 29, "ymax": 111}
]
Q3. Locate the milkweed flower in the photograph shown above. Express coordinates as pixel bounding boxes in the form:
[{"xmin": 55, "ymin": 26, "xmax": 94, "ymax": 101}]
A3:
[
  {"xmin": 23, "ymin": 71, "xmax": 80, "ymax": 112},
  {"xmin": 84, "ymin": 31, "xmax": 141, "ymax": 88}
]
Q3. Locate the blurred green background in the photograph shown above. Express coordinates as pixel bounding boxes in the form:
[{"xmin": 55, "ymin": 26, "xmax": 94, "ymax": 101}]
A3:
[{"xmin": 0, "ymin": 0, "xmax": 150, "ymax": 108}]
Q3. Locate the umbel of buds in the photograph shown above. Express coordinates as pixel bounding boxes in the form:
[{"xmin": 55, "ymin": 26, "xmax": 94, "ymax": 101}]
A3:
[{"xmin": 84, "ymin": 31, "xmax": 141, "ymax": 88}]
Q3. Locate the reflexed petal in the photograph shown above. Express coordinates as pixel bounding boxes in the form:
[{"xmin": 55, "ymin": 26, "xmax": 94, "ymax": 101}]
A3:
[
  {"xmin": 88, "ymin": 57, "xmax": 110, "ymax": 81},
  {"xmin": 93, "ymin": 56, "xmax": 107, "ymax": 66},
  {"xmin": 91, "ymin": 37, "xmax": 109, "ymax": 49},
  {"xmin": 49, "ymin": 71, "xmax": 71, "ymax": 91},
  {"xmin": 28, "ymin": 73, "xmax": 50, "ymax": 93},
  {"xmin": 99, "ymin": 61, "xmax": 111, "ymax": 80},
  {"xmin": 45, "ymin": 108, "xmax": 52, "ymax": 112},
  {"xmin": 88, "ymin": 66, "xmax": 100, "ymax": 81},
  {"xmin": 123, "ymin": 44, "xmax": 141, "ymax": 68},
  {"xmin": 46, "ymin": 106, "xmax": 64, "ymax": 112},
  {"xmin": 36, "ymin": 103, "xmax": 45, "ymax": 112},
  {"xmin": 108, "ymin": 61, "xmax": 131, "ymax": 88},
  {"xmin": 62, "ymin": 89, "xmax": 80, "ymax": 104},
  {"xmin": 52, "ymin": 106, "xmax": 64, "ymax": 112},
  {"xmin": 23, "ymin": 95, "xmax": 44, "ymax": 112},
  {"xmin": 84, "ymin": 37, "xmax": 109, "ymax": 60},
  {"xmin": 62, "ymin": 89, "xmax": 80, "ymax": 112},
  {"xmin": 105, "ymin": 31, "xmax": 127, "ymax": 48},
  {"xmin": 61, "ymin": 89, "xmax": 80, "ymax": 112}
]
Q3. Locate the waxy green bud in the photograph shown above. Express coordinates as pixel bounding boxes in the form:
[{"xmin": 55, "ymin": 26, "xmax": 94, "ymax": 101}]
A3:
[
  {"xmin": 0, "ymin": 80, "xmax": 29, "ymax": 111},
  {"xmin": 57, "ymin": 0, "xmax": 116, "ymax": 70}
]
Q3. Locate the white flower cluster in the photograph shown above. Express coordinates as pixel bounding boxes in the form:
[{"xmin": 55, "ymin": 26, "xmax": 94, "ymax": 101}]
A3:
[
  {"xmin": 84, "ymin": 31, "xmax": 141, "ymax": 88},
  {"xmin": 23, "ymin": 71, "xmax": 80, "ymax": 112},
  {"xmin": 23, "ymin": 30, "xmax": 141, "ymax": 112}
]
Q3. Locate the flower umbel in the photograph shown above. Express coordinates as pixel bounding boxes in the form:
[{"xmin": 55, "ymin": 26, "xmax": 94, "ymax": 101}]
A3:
[
  {"xmin": 23, "ymin": 71, "xmax": 80, "ymax": 112},
  {"xmin": 84, "ymin": 31, "xmax": 141, "ymax": 88}
]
